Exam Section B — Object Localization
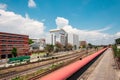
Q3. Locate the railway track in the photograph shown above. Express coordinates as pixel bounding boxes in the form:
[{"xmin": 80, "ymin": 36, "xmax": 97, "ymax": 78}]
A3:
[
  {"xmin": 0, "ymin": 49, "xmax": 95, "ymax": 80},
  {"xmin": 38, "ymin": 48, "xmax": 107, "ymax": 80},
  {"xmin": 28, "ymin": 50, "xmax": 97, "ymax": 80},
  {"xmin": 0, "ymin": 50, "xmax": 85, "ymax": 71},
  {"xmin": 28, "ymin": 54, "xmax": 87, "ymax": 80}
]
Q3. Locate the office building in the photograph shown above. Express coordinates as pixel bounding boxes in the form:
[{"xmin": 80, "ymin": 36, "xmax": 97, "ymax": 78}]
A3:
[
  {"xmin": 0, "ymin": 32, "xmax": 29, "ymax": 59},
  {"xmin": 68, "ymin": 33, "xmax": 79, "ymax": 50},
  {"xmin": 50, "ymin": 29, "xmax": 67, "ymax": 46},
  {"xmin": 50, "ymin": 28, "xmax": 80, "ymax": 50}
]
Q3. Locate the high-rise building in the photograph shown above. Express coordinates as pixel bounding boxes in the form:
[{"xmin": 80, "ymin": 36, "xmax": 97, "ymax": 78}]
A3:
[
  {"xmin": 50, "ymin": 28, "xmax": 79, "ymax": 50},
  {"xmin": 50, "ymin": 29, "xmax": 68, "ymax": 46},
  {"xmin": 0, "ymin": 32, "xmax": 29, "ymax": 59},
  {"xmin": 68, "ymin": 33, "xmax": 79, "ymax": 50}
]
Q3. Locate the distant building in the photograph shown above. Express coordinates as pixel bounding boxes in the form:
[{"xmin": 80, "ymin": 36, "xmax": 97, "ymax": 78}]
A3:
[
  {"xmin": 31, "ymin": 39, "xmax": 38, "ymax": 43},
  {"xmin": 80, "ymin": 41, "xmax": 87, "ymax": 48},
  {"xmin": 50, "ymin": 29, "xmax": 67, "ymax": 46},
  {"xmin": 30, "ymin": 38, "xmax": 46, "ymax": 51},
  {"xmin": 39, "ymin": 39, "xmax": 46, "ymax": 50},
  {"xmin": 50, "ymin": 28, "xmax": 80, "ymax": 50},
  {"xmin": 68, "ymin": 33, "xmax": 79, "ymax": 50},
  {"xmin": 0, "ymin": 32, "xmax": 29, "ymax": 59}
]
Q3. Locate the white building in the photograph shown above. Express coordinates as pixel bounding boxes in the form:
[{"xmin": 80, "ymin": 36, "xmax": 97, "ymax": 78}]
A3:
[
  {"xmin": 50, "ymin": 29, "xmax": 67, "ymax": 46},
  {"xmin": 50, "ymin": 28, "xmax": 79, "ymax": 50},
  {"xmin": 31, "ymin": 39, "xmax": 38, "ymax": 43},
  {"xmin": 68, "ymin": 33, "xmax": 79, "ymax": 50},
  {"xmin": 39, "ymin": 39, "xmax": 46, "ymax": 50},
  {"xmin": 30, "ymin": 39, "xmax": 46, "ymax": 51}
]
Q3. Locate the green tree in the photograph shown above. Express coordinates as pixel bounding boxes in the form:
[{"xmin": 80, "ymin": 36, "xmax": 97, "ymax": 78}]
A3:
[
  {"xmin": 45, "ymin": 44, "xmax": 54, "ymax": 56},
  {"xmin": 29, "ymin": 39, "xmax": 34, "ymax": 44},
  {"xmin": 115, "ymin": 38, "xmax": 120, "ymax": 44},
  {"xmin": 82, "ymin": 45, "xmax": 86, "ymax": 48},
  {"xmin": 88, "ymin": 43, "xmax": 93, "ymax": 48},
  {"xmin": 65, "ymin": 43, "xmax": 73, "ymax": 51},
  {"xmin": 11, "ymin": 47, "xmax": 17, "ymax": 57},
  {"xmin": 55, "ymin": 42, "xmax": 64, "ymax": 52},
  {"xmin": 112, "ymin": 44, "xmax": 120, "ymax": 58},
  {"xmin": 12, "ymin": 76, "xmax": 22, "ymax": 80},
  {"xmin": 73, "ymin": 45, "xmax": 77, "ymax": 50},
  {"xmin": 94, "ymin": 46, "xmax": 98, "ymax": 51}
]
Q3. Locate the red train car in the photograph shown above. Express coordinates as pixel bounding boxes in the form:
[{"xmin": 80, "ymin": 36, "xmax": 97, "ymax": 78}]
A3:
[{"xmin": 40, "ymin": 48, "xmax": 107, "ymax": 80}]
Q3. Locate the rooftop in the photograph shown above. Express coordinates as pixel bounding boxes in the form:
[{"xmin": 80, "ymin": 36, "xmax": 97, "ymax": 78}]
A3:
[
  {"xmin": 0, "ymin": 32, "xmax": 28, "ymax": 37},
  {"xmin": 49, "ymin": 28, "xmax": 66, "ymax": 32}
]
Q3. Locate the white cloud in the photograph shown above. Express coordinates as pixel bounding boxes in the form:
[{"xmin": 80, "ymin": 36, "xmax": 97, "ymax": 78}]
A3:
[
  {"xmin": 0, "ymin": 9, "xmax": 45, "ymax": 39},
  {"xmin": 28, "ymin": 0, "xmax": 36, "ymax": 8},
  {"xmin": 55, "ymin": 17, "xmax": 118, "ymax": 45},
  {"xmin": 56, "ymin": 17, "xmax": 69, "ymax": 29},
  {"xmin": 115, "ymin": 32, "xmax": 120, "ymax": 39},
  {"xmin": 115, "ymin": 32, "xmax": 120, "ymax": 36},
  {"xmin": 0, "ymin": 3, "xmax": 7, "ymax": 10},
  {"xmin": 0, "ymin": 9, "xmax": 119, "ymax": 45},
  {"xmin": 93, "ymin": 26, "xmax": 112, "ymax": 32}
]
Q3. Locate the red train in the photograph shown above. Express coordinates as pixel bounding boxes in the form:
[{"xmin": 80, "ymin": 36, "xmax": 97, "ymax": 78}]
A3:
[{"xmin": 40, "ymin": 48, "xmax": 108, "ymax": 80}]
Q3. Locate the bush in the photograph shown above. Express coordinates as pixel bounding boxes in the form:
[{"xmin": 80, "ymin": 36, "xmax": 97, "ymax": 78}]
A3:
[
  {"xmin": 12, "ymin": 76, "xmax": 22, "ymax": 80},
  {"xmin": 112, "ymin": 45, "xmax": 120, "ymax": 58}
]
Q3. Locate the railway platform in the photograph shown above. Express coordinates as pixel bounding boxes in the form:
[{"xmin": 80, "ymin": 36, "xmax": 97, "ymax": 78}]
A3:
[{"xmin": 87, "ymin": 48, "xmax": 119, "ymax": 80}]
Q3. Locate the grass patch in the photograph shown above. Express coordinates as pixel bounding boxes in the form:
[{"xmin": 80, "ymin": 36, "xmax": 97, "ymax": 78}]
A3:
[{"xmin": 12, "ymin": 62, "xmax": 64, "ymax": 80}]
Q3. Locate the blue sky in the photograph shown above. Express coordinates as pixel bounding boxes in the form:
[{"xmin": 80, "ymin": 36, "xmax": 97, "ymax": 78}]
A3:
[
  {"xmin": 0, "ymin": 0, "xmax": 120, "ymax": 44},
  {"xmin": 1, "ymin": 0, "xmax": 120, "ymax": 33}
]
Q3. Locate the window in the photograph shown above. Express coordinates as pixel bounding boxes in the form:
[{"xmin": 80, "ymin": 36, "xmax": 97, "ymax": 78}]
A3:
[{"xmin": 1, "ymin": 54, "xmax": 6, "ymax": 59}]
